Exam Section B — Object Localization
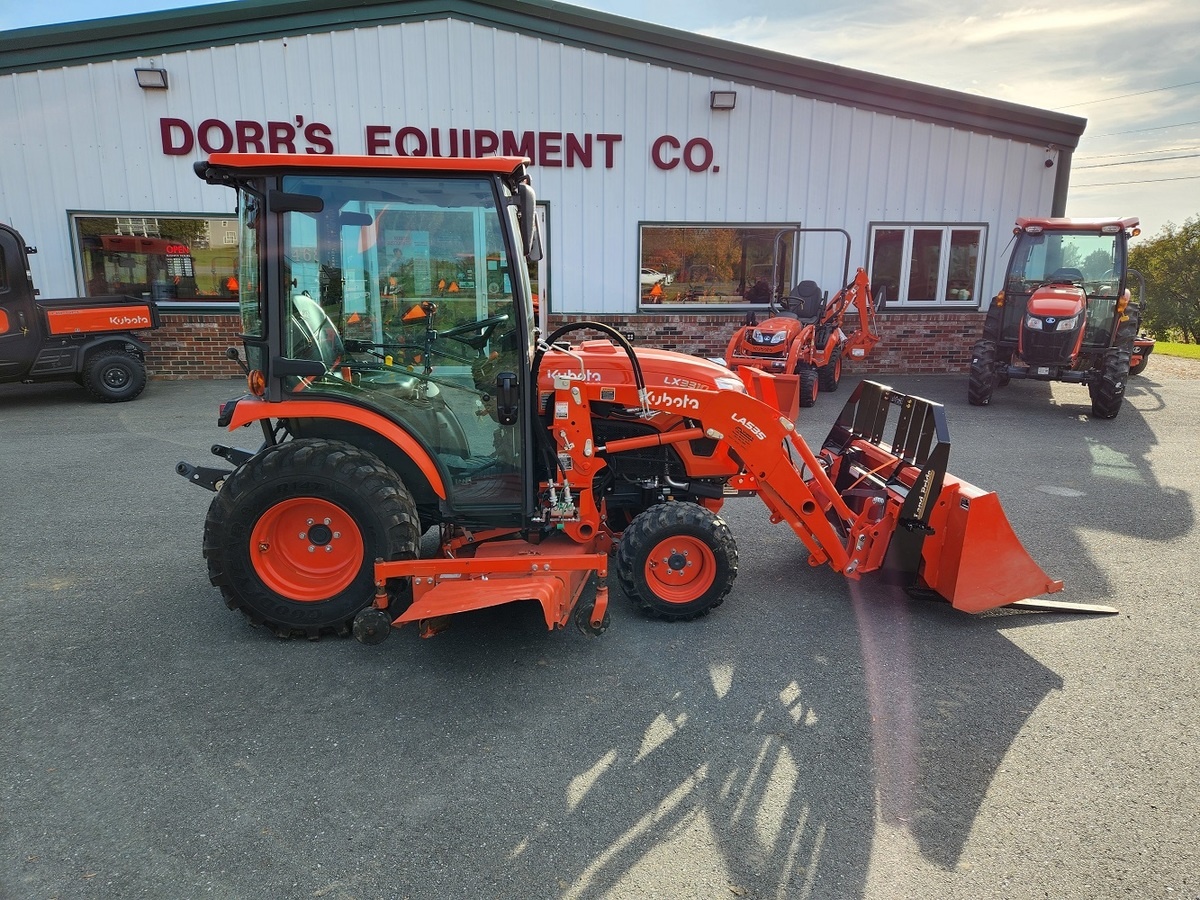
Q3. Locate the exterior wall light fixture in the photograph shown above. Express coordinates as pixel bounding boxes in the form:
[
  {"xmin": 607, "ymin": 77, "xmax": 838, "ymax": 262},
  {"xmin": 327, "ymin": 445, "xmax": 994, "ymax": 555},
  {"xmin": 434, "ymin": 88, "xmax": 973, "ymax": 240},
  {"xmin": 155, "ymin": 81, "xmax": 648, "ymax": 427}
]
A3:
[
  {"xmin": 710, "ymin": 91, "xmax": 736, "ymax": 110},
  {"xmin": 135, "ymin": 67, "xmax": 169, "ymax": 90}
]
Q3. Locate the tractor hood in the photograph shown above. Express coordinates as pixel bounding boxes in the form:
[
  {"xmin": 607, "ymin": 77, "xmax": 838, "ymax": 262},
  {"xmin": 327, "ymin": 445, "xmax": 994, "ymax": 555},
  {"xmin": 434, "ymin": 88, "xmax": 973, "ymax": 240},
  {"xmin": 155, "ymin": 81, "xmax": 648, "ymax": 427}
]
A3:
[
  {"xmin": 539, "ymin": 339, "xmax": 745, "ymax": 394},
  {"xmin": 1027, "ymin": 285, "xmax": 1086, "ymax": 317}
]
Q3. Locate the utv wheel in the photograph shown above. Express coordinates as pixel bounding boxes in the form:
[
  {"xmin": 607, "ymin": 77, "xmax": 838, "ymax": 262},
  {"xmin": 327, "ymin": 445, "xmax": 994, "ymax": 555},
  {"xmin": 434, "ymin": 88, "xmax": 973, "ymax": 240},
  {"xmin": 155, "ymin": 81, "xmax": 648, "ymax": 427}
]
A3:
[
  {"xmin": 616, "ymin": 502, "xmax": 737, "ymax": 621},
  {"xmin": 83, "ymin": 349, "xmax": 146, "ymax": 402},
  {"xmin": 1129, "ymin": 355, "xmax": 1150, "ymax": 377},
  {"xmin": 797, "ymin": 364, "xmax": 819, "ymax": 408},
  {"xmin": 203, "ymin": 438, "xmax": 420, "ymax": 639},
  {"xmin": 817, "ymin": 347, "xmax": 843, "ymax": 393},
  {"xmin": 967, "ymin": 340, "xmax": 996, "ymax": 406},
  {"xmin": 1089, "ymin": 348, "xmax": 1130, "ymax": 419}
]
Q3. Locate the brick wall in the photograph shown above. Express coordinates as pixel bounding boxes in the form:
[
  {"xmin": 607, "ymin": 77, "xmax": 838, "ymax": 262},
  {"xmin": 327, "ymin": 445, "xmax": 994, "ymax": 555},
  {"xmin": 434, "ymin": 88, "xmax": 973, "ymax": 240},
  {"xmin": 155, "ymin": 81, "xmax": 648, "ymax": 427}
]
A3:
[
  {"xmin": 541, "ymin": 310, "xmax": 985, "ymax": 375},
  {"xmin": 148, "ymin": 313, "xmax": 245, "ymax": 379},
  {"xmin": 146, "ymin": 309, "xmax": 985, "ymax": 378}
]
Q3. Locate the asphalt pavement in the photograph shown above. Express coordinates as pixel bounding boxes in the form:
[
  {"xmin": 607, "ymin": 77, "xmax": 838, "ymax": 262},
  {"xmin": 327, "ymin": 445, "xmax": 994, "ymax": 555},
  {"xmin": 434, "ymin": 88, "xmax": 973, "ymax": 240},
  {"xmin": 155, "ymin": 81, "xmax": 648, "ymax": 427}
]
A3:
[{"xmin": 1, "ymin": 365, "xmax": 1197, "ymax": 900}]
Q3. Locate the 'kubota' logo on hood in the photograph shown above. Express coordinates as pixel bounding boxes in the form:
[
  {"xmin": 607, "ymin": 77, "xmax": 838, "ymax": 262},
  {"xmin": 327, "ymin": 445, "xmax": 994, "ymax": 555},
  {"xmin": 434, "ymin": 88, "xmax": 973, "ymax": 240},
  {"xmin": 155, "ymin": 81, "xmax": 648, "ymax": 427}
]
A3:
[
  {"xmin": 546, "ymin": 368, "xmax": 601, "ymax": 382},
  {"xmin": 645, "ymin": 390, "xmax": 700, "ymax": 411},
  {"xmin": 732, "ymin": 414, "xmax": 766, "ymax": 440}
]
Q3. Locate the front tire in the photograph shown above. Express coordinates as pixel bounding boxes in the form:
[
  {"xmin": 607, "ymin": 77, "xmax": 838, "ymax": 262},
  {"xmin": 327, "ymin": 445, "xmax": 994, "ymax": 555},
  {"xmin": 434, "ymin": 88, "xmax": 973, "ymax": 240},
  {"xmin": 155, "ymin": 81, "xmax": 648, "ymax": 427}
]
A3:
[
  {"xmin": 616, "ymin": 502, "xmax": 737, "ymax": 621},
  {"xmin": 797, "ymin": 363, "xmax": 819, "ymax": 408},
  {"xmin": 83, "ymin": 349, "xmax": 146, "ymax": 402},
  {"xmin": 203, "ymin": 438, "xmax": 420, "ymax": 638},
  {"xmin": 1089, "ymin": 348, "xmax": 1130, "ymax": 419},
  {"xmin": 967, "ymin": 340, "xmax": 996, "ymax": 406}
]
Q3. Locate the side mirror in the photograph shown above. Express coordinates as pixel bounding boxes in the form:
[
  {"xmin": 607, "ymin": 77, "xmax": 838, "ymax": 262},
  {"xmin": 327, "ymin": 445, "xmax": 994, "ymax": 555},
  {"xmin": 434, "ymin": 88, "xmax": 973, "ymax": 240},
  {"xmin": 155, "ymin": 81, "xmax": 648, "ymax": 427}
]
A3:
[{"xmin": 516, "ymin": 182, "xmax": 543, "ymax": 263}]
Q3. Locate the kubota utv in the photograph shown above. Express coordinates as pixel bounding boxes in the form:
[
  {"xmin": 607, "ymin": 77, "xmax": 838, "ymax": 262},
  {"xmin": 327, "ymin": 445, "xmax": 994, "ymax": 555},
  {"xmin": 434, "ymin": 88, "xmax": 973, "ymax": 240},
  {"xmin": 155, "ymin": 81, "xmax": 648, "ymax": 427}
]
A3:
[
  {"xmin": 968, "ymin": 217, "xmax": 1142, "ymax": 419},
  {"xmin": 177, "ymin": 153, "xmax": 1109, "ymax": 644},
  {"xmin": 724, "ymin": 229, "xmax": 882, "ymax": 408}
]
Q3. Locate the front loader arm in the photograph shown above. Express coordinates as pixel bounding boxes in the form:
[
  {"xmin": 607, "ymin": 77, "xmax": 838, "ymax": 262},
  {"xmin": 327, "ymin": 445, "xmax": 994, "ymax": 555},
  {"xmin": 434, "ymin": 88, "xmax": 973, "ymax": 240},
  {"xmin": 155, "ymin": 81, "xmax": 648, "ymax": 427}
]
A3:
[{"xmin": 548, "ymin": 369, "xmax": 1066, "ymax": 613}]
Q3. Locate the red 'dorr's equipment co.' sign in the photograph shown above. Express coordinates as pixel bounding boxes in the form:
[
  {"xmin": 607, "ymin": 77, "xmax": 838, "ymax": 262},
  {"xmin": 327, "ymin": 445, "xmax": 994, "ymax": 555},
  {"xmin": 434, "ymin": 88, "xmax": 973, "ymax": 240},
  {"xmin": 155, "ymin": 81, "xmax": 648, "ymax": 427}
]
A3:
[{"xmin": 159, "ymin": 117, "xmax": 722, "ymax": 172}]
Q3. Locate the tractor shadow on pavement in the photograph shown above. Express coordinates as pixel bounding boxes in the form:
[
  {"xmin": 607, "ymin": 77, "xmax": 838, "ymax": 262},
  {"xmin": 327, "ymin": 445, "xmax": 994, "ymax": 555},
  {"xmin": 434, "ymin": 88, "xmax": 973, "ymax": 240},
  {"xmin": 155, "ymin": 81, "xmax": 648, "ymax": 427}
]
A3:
[{"xmin": 2, "ymin": 376, "xmax": 1191, "ymax": 900}]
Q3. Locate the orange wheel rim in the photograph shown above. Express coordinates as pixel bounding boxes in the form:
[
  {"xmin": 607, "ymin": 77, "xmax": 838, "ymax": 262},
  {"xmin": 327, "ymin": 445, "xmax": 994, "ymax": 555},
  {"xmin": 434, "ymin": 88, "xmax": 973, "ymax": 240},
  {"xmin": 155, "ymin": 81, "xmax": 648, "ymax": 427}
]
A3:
[
  {"xmin": 643, "ymin": 535, "xmax": 717, "ymax": 604},
  {"xmin": 250, "ymin": 497, "xmax": 365, "ymax": 601}
]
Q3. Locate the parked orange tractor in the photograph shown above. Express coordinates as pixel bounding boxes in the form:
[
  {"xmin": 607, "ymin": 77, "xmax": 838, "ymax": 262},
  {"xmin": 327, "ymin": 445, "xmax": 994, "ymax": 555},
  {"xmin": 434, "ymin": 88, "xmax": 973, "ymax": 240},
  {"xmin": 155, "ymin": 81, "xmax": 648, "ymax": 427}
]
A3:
[
  {"xmin": 968, "ymin": 217, "xmax": 1144, "ymax": 418},
  {"xmin": 724, "ymin": 229, "xmax": 882, "ymax": 408},
  {"xmin": 177, "ymin": 153, "xmax": 1108, "ymax": 645}
]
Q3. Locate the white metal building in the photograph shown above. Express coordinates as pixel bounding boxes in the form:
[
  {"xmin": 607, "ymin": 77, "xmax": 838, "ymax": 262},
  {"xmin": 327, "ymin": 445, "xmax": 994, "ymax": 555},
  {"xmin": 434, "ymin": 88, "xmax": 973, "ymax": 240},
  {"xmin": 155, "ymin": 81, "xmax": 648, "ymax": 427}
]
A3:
[{"xmin": 0, "ymin": 0, "xmax": 1086, "ymax": 371}]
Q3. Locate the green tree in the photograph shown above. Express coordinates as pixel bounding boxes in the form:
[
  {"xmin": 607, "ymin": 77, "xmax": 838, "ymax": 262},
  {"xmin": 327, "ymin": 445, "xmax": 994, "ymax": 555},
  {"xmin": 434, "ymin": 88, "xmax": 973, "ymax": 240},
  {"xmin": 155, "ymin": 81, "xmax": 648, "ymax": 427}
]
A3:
[{"xmin": 1129, "ymin": 216, "xmax": 1200, "ymax": 342}]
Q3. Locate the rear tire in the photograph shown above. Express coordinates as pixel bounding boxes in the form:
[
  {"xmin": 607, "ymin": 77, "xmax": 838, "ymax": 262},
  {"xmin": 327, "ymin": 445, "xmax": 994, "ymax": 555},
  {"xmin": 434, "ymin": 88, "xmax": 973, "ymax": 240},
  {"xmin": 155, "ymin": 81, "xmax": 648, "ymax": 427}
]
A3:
[
  {"xmin": 967, "ymin": 340, "xmax": 996, "ymax": 406},
  {"xmin": 1089, "ymin": 348, "xmax": 1130, "ymax": 419},
  {"xmin": 83, "ymin": 349, "xmax": 146, "ymax": 402},
  {"xmin": 616, "ymin": 502, "xmax": 737, "ymax": 621},
  {"xmin": 203, "ymin": 438, "xmax": 420, "ymax": 639},
  {"xmin": 797, "ymin": 363, "xmax": 818, "ymax": 408},
  {"xmin": 817, "ymin": 346, "xmax": 843, "ymax": 393}
]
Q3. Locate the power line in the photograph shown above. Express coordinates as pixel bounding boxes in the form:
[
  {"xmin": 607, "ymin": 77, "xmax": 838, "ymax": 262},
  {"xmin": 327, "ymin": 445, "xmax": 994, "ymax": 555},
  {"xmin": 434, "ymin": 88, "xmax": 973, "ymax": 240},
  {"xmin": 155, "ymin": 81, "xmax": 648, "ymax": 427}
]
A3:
[
  {"xmin": 1091, "ymin": 119, "xmax": 1200, "ymax": 137},
  {"xmin": 1072, "ymin": 174, "xmax": 1200, "ymax": 187},
  {"xmin": 1077, "ymin": 145, "xmax": 1200, "ymax": 161},
  {"xmin": 1055, "ymin": 80, "xmax": 1200, "ymax": 110},
  {"xmin": 1075, "ymin": 153, "xmax": 1200, "ymax": 170}
]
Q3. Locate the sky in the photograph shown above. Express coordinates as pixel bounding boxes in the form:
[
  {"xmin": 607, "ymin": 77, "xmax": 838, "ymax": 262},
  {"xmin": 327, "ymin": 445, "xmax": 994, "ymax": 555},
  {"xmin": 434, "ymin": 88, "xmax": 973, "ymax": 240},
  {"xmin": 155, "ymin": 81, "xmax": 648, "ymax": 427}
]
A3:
[{"xmin": 2, "ymin": 0, "xmax": 1198, "ymax": 240}]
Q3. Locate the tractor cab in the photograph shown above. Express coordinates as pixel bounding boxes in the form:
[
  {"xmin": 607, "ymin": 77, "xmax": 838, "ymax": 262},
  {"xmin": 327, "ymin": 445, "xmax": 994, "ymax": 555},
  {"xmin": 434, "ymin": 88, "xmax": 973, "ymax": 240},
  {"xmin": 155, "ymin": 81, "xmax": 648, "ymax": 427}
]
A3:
[
  {"xmin": 193, "ymin": 153, "xmax": 542, "ymax": 529},
  {"xmin": 995, "ymin": 217, "xmax": 1138, "ymax": 362}
]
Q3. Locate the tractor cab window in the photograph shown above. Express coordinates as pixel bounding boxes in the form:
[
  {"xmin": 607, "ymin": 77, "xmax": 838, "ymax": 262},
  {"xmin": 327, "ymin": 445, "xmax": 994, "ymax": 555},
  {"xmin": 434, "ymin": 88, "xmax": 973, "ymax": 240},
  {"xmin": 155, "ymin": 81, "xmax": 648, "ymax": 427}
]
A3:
[
  {"xmin": 276, "ymin": 173, "xmax": 530, "ymax": 523},
  {"xmin": 1007, "ymin": 231, "xmax": 1122, "ymax": 298}
]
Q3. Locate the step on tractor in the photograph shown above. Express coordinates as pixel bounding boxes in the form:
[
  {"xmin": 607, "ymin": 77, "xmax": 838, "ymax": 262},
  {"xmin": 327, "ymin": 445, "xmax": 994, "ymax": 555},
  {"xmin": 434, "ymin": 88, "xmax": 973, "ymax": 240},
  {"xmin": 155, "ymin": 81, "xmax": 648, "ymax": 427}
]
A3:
[
  {"xmin": 0, "ymin": 223, "xmax": 160, "ymax": 401},
  {"xmin": 724, "ymin": 228, "xmax": 883, "ymax": 409},
  {"xmin": 968, "ymin": 217, "xmax": 1143, "ymax": 418},
  {"xmin": 177, "ymin": 153, "xmax": 1111, "ymax": 645}
]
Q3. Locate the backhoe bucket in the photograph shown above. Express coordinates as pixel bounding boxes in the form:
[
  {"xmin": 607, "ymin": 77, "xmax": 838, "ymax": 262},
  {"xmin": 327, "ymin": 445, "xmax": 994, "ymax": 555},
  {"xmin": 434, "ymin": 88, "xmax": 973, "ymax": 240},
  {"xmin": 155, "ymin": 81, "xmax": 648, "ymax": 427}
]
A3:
[{"xmin": 822, "ymin": 381, "xmax": 1064, "ymax": 613}]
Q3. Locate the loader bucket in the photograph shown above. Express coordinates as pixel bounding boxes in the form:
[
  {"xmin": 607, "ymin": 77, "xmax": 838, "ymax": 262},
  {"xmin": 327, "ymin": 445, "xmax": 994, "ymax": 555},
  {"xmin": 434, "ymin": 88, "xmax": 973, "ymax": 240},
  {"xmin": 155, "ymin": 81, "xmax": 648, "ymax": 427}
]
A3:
[{"xmin": 822, "ymin": 381, "xmax": 1063, "ymax": 613}]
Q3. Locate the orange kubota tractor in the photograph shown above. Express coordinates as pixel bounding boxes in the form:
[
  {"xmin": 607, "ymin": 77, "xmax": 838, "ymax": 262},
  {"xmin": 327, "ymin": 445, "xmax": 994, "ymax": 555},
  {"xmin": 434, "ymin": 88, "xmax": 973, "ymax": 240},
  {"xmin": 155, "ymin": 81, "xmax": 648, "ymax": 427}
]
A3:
[
  {"xmin": 968, "ymin": 217, "xmax": 1144, "ymax": 418},
  {"xmin": 724, "ymin": 229, "xmax": 882, "ymax": 408},
  {"xmin": 177, "ymin": 153, "xmax": 1107, "ymax": 645}
]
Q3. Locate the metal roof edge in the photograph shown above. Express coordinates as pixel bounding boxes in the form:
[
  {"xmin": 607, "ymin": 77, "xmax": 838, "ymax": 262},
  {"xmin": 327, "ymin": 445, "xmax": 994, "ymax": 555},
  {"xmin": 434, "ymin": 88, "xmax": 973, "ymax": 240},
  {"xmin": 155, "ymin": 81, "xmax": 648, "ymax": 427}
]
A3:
[{"xmin": 0, "ymin": 0, "xmax": 1087, "ymax": 149}]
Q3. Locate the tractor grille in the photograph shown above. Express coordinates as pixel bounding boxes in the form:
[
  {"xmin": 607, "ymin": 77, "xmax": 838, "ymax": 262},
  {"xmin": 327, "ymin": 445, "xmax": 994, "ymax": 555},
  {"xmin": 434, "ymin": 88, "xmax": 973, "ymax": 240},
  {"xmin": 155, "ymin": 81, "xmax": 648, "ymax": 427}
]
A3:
[{"xmin": 1022, "ymin": 329, "xmax": 1076, "ymax": 366}]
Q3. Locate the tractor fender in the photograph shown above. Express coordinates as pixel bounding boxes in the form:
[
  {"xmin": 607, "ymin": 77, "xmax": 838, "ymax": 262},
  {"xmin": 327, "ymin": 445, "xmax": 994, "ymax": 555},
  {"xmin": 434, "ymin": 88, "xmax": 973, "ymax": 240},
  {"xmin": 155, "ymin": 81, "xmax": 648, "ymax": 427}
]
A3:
[{"xmin": 224, "ymin": 397, "xmax": 448, "ymax": 499}]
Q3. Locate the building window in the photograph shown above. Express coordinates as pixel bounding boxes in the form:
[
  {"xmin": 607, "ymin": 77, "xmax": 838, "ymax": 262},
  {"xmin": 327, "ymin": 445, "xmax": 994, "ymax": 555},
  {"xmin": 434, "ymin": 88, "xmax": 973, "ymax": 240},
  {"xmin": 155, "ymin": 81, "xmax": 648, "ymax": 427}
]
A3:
[
  {"xmin": 868, "ymin": 224, "xmax": 985, "ymax": 306},
  {"xmin": 70, "ymin": 212, "xmax": 239, "ymax": 304},
  {"xmin": 639, "ymin": 224, "xmax": 807, "ymax": 307}
]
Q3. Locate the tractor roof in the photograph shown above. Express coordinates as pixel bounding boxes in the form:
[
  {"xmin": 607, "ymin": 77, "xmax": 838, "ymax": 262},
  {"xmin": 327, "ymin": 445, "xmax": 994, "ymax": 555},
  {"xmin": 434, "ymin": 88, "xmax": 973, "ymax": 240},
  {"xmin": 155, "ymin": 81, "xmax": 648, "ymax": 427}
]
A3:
[
  {"xmin": 199, "ymin": 152, "xmax": 530, "ymax": 177},
  {"xmin": 1015, "ymin": 216, "xmax": 1140, "ymax": 232}
]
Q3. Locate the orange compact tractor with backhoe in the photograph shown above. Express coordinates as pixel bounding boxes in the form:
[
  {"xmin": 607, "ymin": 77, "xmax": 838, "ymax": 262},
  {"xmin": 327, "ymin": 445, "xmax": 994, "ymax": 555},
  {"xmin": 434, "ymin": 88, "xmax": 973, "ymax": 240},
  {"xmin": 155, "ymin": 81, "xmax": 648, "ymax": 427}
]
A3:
[
  {"xmin": 968, "ymin": 216, "xmax": 1143, "ymax": 418},
  {"xmin": 177, "ymin": 153, "xmax": 1107, "ymax": 645},
  {"xmin": 724, "ymin": 229, "xmax": 882, "ymax": 408}
]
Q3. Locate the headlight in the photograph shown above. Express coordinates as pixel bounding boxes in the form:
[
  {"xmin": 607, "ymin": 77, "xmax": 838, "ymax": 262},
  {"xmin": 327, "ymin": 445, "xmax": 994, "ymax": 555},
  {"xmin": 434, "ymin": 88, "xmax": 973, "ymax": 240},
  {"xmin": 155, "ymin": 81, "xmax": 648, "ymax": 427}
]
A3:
[
  {"xmin": 1056, "ymin": 314, "xmax": 1080, "ymax": 331},
  {"xmin": 714, "ymin": 376, "xmax": 747, "ymax": 393},
  {"xmin": 751, "ymin": 330, "xmax": 786, "ymax": 345},
  {"xmin": 1025, "ymin": 315, "xmax": 1043, "ymax": 330}
]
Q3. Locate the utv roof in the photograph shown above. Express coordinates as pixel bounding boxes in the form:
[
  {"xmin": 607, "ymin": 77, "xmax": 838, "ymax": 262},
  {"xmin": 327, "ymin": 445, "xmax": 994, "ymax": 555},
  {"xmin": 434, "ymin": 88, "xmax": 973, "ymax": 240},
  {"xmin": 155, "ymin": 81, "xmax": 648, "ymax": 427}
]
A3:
[
  {"xmin": 1015, "ymin": 216, "xmax": 1140, "ymax": 232},
  {"xmin": 197, "ymin": 153, "xmax": 531, "ymax": 179}
]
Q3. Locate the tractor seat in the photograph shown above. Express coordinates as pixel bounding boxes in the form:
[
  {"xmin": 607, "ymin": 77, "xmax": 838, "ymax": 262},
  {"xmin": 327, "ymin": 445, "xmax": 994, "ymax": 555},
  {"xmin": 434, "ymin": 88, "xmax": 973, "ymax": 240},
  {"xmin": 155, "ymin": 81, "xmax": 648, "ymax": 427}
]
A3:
[
  {"xmin": 1047, "ymin": 267, "xmax": 1084, "ymax": 284},
  {"xmin": 786, "ymin": 280, "xmax": 825, "ymax": 323}
]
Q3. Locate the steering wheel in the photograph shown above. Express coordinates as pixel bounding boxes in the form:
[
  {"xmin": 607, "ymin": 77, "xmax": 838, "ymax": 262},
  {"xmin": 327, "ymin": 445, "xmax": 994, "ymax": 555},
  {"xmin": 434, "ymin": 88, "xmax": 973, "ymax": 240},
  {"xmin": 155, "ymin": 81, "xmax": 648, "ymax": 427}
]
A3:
[{"xmin": 438, "ymin": 314, "xmax": 510, "ymax": 351}]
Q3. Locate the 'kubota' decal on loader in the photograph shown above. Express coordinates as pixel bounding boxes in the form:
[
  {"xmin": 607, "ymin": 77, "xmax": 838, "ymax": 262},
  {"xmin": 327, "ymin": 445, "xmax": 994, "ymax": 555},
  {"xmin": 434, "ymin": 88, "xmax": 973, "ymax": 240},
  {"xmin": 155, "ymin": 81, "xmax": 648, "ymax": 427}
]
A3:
[{"xmin": 644, "ymin": 390, "xmax": 700, "ymax": 411}]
